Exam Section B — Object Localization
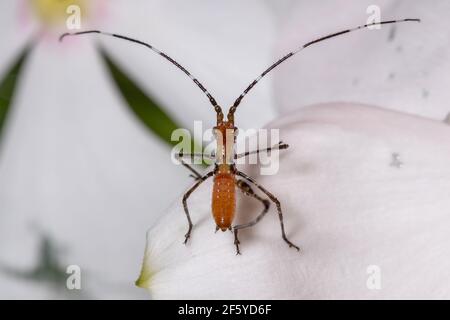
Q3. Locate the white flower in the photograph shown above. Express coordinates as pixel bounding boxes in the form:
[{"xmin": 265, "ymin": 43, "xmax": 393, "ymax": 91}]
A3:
[
  {"xmin": 0, "ymin": 0, "xmax": 278, "ymax": 298},
  {"xmin": 137, "ymin": 103, "xmax": 450, "ymax": 299}
]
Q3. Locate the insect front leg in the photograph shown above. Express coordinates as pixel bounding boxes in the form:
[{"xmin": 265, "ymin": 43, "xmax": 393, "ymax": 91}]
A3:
[
  {"xmin": 182, "ymin": 171, "xmax": 214, "ymax": 244},
  {"xmin": 233, "ymin": 180, "xmax": 270, "ymax": 255},
  {"xmin": 236, "ymin": 171, "xmax": 300, "ymax": 252},
  {"xmin": 235, "ymin": 141, "xmax": 289, "ymax": 160},
  {"xmin": 175, "ymin": 151, "xmax": 214, "ymax": 180}
]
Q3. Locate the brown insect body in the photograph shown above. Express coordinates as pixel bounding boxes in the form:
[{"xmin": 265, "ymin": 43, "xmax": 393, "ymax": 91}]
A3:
[
  {"xmin": 212, "ymin": 164, "xmax": 236, "ymax": 231},
  {"xmin": 212, "ymin": 120, "xmax": 237, "ymax": 231},
  {"xmin": 61, "ymin": 18, "xmax": 420, "ymax": 253}
]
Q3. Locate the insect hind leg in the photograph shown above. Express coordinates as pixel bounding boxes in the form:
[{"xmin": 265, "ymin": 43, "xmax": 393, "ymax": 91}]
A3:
[
  {"xmin": 236, "ymin": 171, "xmax": 300, "ymax": 252},
  {"xmin": 232, "ymin": 180, "xmax": 270, "ymax": 255}
]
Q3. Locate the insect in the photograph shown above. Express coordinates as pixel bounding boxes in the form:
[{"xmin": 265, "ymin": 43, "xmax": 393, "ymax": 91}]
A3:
[{"xmin": 61, "ymin": 18, "xmax": 420, "ymax": 255}]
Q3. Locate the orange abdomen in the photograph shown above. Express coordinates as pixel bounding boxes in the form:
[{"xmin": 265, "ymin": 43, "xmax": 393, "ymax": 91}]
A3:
[{"xmin": 212, "ymin": 171, "xmax": 236, "ymax": 231}]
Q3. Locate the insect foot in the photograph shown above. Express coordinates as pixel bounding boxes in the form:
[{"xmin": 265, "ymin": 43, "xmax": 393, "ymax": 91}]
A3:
[
  {"xmin": 234, "ymin": 242, "xmax": 241, "ymax": 255},
  {"xmin": 283, "ymin": 236, "xmax": 300, "ymax": 252},
  {"xmin": 183, "ymin": 232, "xmax": 191, "ymax": 245}
]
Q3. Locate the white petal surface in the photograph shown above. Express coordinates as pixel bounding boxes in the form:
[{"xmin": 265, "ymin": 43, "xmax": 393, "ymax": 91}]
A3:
[
  {"xmin": 138, "ymin": 103, "xmax": 450, "ymax": 299},
  {"xmin": 273, "ymin": 0, "xmax": 449, "ymax": 120}
]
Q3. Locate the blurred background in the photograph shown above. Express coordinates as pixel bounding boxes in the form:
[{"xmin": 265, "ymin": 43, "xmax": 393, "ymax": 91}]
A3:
[{"xmin": 0, "ymin": 0, "xmax": 447, "ymax": 299}]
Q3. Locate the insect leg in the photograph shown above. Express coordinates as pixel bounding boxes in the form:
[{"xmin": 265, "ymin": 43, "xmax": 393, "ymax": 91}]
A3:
[
  {"xmin": 175, "ymin": 152, "xmax": 203, "ymax": 180},
  {"xmin": 235, "ymin": 141, "xmax": 289, "ymax": 159},
  {"xmin": 236, "ymin": 171, "xmax": 300, "ymax": 252},
  {"xmin": 182, "ymin": 171, "xmax": 214, "ymax": 244},
  {"xmin": 175, "ymin": 151, "xmax": 214, "ymax": 180},
  {"xmin": 177, "ymin": 151, "xmax": 215, "ymax": 161},
  {"xmin": 232, "ymin": 180, "xmax": 270, "ymax": 255}
]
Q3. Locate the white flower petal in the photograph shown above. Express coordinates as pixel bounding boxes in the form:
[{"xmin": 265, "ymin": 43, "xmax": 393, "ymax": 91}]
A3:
[
  {"xmin": 138, "ymin": 102, "xmax": 450, "ymax": 299},
  {"xmin": 273, "ymin": 0, "xmax": 449, "ymax": 120}
]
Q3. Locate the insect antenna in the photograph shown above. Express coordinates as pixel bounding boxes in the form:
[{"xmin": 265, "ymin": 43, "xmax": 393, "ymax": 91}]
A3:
[
  {"xmin": 227, "ymin": 18, "xmax": 420, "ymax": 122},
  {"xmin": 60, "ymin": 30, "xmax": 224, "ymax": 122}
]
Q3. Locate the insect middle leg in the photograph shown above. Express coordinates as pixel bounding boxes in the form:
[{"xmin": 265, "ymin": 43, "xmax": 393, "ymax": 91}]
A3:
[
  {"xmin": 182, "ymin": 171, "xmax": 214, "ymax": 244},
  {"xmin": 236, "ymin": 170, "xmax": 300, "ymax": 252},
  {"xmin": 233, "ymin": 180, "xmax": 270, "ymax": 255}
]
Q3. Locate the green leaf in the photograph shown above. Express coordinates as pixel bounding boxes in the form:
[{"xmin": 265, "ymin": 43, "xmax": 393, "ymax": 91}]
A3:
[
  {"xmin": 0, "ymin": 45, "xmax": 32, "ymax": 143},
  {"xmin": 99, "ymin": 47, "xmax": 197, "ymax": 150}
]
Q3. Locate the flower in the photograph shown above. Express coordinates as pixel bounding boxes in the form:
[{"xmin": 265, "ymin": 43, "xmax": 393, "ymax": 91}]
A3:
[
  {"xmin": 0, "ymin": 0, "xmax": 279, "ymax": 298},
  {"xmin": 137, "ymin": 103, "xmax": 450, "ymax": 299}
]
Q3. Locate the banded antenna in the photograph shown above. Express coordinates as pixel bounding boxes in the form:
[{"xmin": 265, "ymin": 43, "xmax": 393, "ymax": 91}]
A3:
[
  {"xmin": 227, "ymin": 18, "xmax": 420, "ymax": 122},
  {"xmin": 60, "ymin": 30, "xmax": 224, "ymax": 122}
]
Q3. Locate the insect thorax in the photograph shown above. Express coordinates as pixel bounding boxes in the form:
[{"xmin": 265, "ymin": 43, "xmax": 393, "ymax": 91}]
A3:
[{"xmin": 213, "ymin": 121, "xmax": 238, "ymax": 166}]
